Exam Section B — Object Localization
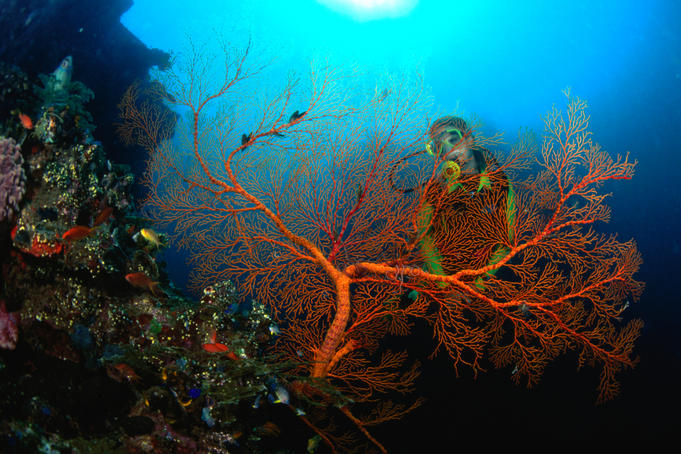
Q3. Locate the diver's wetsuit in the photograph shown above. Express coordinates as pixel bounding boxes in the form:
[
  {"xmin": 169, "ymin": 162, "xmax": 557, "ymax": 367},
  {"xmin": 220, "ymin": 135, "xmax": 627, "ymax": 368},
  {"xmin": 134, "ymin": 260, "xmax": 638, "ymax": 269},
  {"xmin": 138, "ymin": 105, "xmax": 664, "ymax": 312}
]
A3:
[{"xmin": 416, "ymin": 146, "xmax": 515, "ymax": 291}]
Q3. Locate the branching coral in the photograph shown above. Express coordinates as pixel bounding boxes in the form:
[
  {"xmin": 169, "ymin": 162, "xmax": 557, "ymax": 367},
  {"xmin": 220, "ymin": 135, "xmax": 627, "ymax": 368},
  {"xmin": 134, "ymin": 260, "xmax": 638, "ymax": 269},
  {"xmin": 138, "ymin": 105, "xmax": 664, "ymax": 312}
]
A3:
[{"xmin": 118, "ymin": 42, "xmax": 643, "ymax": 452}]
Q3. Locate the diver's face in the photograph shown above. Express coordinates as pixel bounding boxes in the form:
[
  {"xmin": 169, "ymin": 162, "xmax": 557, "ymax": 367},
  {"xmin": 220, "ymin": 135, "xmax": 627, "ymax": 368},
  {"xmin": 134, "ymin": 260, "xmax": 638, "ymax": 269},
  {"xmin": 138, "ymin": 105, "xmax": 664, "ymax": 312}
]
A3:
[
  {"xmin": 439, "ymin": 129, "xmax": 472, "ymax": 159},
  {"xmin": 437, "ymin": 128, "xmax": 479, "ymax": 173},
  {"xmin": 437, "ymin": 128, "xmax": 464, "ymax": 156}
]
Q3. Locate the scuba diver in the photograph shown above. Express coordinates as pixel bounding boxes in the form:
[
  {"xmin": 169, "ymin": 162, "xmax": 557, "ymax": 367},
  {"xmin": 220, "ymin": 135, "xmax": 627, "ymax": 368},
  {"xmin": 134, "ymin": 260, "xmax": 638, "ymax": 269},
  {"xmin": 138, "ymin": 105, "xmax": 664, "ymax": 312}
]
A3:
[{"xmin": 391, "ymin": 116, "xmax": 516, "ymax": 291}]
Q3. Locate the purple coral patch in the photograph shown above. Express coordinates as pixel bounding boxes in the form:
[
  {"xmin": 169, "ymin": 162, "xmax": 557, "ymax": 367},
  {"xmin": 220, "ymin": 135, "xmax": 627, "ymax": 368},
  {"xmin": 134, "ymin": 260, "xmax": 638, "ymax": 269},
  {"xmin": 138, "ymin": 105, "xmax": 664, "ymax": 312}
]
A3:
[
  {"xmin": 0, "ymin": 137, "xmax": 26, "ymax": 222},
  {"xmin": 0, "ymin": 300, "xmax": 19, "ymax": 350}
]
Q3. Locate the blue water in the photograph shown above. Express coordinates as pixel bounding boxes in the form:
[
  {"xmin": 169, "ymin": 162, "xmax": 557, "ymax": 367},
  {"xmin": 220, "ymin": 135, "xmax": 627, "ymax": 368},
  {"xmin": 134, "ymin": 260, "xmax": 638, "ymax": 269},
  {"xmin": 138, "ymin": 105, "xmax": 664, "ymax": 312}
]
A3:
[{"xmin": 122, "ymin": 0, "xmax": 680, "ymax": 446}]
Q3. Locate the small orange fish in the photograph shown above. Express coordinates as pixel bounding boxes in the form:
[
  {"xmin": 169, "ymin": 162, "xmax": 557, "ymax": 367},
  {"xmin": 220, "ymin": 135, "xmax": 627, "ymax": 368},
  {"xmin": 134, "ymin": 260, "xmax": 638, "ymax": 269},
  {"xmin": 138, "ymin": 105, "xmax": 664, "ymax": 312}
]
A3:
[
  {"xmin": 62, "ymin": 225, "xmax": 93, "ymax": 241},
  {"xmin": 18, "ymin": 112, "xmax": 33, "ymax": 130},
  {"xmin": 225, "ymin": 351, "xmax": 240, "ymax": 361},
  {"xmin": 202, "ymin": 330, "xmax": 239, "ymax": 359},
  {"xmin": 106, "ymin": 363, "xmax": 140, "ymax": 383},
  {"xmin": 125, "ymin": 272, "xmax": 165, "ymax": 297},
  {"xmin": 93, "ymin": 206, "xmax": 113, "ymax": 226},
  {"xmin": 261, "ymin": 421, "xmax": 281, "ymax": 437},
  {"xmin": 202, "ymin": 343, "xmax": 231, "ymax": 353}
]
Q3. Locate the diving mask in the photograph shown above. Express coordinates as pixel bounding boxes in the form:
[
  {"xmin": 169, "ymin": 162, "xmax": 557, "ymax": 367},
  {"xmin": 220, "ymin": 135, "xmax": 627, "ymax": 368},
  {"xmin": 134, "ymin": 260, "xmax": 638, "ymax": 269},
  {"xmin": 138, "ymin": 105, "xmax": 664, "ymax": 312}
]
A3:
[{"xmin": 426, "ymin": 127, "xmax": 465, "ymax": 158}]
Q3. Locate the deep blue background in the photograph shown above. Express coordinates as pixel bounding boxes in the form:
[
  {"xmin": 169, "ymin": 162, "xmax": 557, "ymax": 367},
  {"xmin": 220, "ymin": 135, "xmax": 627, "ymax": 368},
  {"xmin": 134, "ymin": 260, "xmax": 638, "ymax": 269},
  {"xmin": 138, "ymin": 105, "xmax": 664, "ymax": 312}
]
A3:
[{"xmin": 122, "ymin": 0, "xmax": 680, "ymax": 447}]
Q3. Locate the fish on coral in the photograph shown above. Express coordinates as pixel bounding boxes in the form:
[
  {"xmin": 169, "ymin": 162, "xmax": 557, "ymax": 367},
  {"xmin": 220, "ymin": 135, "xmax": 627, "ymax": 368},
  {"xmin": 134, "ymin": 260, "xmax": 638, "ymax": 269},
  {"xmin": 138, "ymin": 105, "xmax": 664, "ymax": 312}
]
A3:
[
  {"xmin": 132, "ymin": 227, "xmax": 164, "ymax": 249},
  {"xmin": 106, "ymin": 363, "xmax": 141, "ymax": 383},
  {"xmin": 268, "ymin": 383, "xmax": 290, "ymax": 405},
  {"xmin": 307, "ymin": 435, "xmax": 321, "ymax": 453},
  {"xmin": 201, "ymin": 406, "xmax": 216, "ymax": 427},
  {"xmin": 188, "ymin": 388, "xmax": 201, "ymax": 399},
  {"xmin": 202, "ymin": 330, "xmax": 239, "ymax": 360},
  {"xmin": 93, "ymin": 206, "xmax": 113, "ymax": 226},
  {"xmin": 52, "ymin": 55, "xmax": 73, "ymax": 91},
  {"xmin": 260, "ymin": 421, "xmax": 281, "ymax": 437},
  {"xmin": 125, "ymin": 272, "xmax": 165, "ymax": 297},
  {"xmin": 18, "ymin": 112, "xmax": 33, "ymax": 130},
  {"xmin": 139, "ymin": 227, "xmax": 163, "ymax": 248},
  {"xmin": 202, "ymin": 343, "xmax": 230, "ymax": 353},
  {"xmin": 289, "ymin": 110, "xmax": 306, "ymax": 122},
  {"xmin": 61, "ymin": 225, "xmax": 93, "ymax": 241}
]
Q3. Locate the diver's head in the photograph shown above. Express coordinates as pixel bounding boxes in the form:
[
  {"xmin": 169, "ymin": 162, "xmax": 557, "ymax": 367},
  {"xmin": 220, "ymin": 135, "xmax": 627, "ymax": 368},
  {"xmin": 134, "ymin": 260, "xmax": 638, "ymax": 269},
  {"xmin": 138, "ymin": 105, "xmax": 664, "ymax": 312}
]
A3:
[
  {"xmin": 429, "ymin": 116, "xmax": 481, "ymax": 173},
  {"xmin": 428, "ymin": 116, "xmax": 473, "ymax": 158}
]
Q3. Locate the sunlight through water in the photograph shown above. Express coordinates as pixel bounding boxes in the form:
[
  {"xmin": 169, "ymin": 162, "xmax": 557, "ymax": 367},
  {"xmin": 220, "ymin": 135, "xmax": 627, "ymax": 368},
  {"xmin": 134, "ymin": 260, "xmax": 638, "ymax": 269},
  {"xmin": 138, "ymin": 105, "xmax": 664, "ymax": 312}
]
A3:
[{"xmin": 315, "ymin": 0, "xmax": 418, "ymax": 21}]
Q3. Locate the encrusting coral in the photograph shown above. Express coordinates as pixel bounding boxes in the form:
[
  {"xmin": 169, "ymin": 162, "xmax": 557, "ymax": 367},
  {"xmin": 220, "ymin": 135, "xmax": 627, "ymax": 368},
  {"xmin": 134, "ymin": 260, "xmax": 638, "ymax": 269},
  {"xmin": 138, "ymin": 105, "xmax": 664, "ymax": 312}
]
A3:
[{"xmin": 0, "ymin": 136, "xmax": 25, "ymax": 223}]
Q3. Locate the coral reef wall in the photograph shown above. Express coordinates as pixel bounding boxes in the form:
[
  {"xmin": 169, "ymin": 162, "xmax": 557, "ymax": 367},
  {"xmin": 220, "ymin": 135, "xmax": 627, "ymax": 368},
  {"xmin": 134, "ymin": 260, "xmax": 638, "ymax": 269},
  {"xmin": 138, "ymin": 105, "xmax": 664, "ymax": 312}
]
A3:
[
  {"xmin": 0, "ymin": 62, "xmax": 305, "ymax": 453},
  {"xmin": 0, "ymin": 0, "xmax": 169, "ymax": 169}
]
